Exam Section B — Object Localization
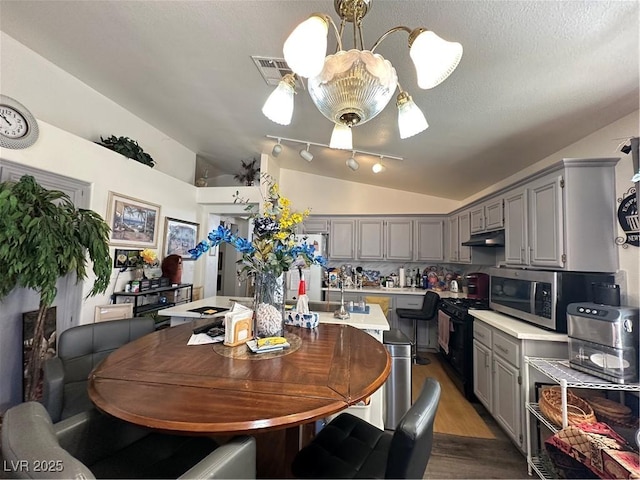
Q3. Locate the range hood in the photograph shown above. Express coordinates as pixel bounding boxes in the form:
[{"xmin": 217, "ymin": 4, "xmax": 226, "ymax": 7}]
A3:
[{"xmin": 461, "ymin": 230, "xmax": 505, "ymax": 247}]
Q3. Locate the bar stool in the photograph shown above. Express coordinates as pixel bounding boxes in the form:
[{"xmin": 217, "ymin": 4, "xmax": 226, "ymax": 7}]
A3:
[{"xmin": 395, "ymin": 291, "xmax": 440, "ymax": 365}]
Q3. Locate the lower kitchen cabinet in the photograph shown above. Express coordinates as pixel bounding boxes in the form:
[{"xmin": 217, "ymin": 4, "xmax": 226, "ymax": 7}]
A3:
[{"xmin": 472, "ymin": 316, "xmax": 568, "ymax": 453}]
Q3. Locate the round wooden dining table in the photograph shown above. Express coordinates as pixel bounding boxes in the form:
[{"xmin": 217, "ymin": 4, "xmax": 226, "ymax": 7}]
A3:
[{"xmin": 88, "ymin": 321, "xmax": 390, "ymax": 477}]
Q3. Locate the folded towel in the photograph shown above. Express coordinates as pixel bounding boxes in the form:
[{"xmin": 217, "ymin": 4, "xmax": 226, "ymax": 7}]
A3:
[{"xmin": 438, "ymin": 311, "xmax": 450, "ymax": 354}]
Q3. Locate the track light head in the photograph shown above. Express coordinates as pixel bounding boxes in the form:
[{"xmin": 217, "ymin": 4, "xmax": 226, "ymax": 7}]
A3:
[
  {"xmin": 299, "ymin": 144, "xmax": 313, "ymax": 162},
  {"xmin": 272, "ymin": 140, "xmax": 283, "ymax": 157},
  {"xmin": 372, "ymin": 158, "xmax": 386, "ymax": 173},
  {"xmin": 346, "ymin": 154, "xmax": 359, "ymax": 171}
]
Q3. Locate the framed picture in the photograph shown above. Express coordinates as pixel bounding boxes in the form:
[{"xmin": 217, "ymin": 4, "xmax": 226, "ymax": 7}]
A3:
[
  {"xmin": 107, "ymin": 192, "xmax": 160, "ymax": 248},
  {"xmin": 164, "ymin": 217, "xmax": 200, "ymax": 260},
  {"xmin": 113, "ymin": 248, "xmax": 142, "ymax": 268}
]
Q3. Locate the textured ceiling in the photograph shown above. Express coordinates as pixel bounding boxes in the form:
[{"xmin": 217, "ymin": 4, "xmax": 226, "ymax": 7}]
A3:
[{"xmin": 1, "ymin": 0, "xmax": 638, "ymax": 200}]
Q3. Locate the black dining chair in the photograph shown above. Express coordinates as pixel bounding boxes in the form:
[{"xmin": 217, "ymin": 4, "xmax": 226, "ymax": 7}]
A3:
[
  {"xmin": 291, "ymin": 377, "xmax": 442, "ymax": 479},
  {"xmin": 395, "ymin": 291, "xmax": 440, "ymax": 365}
]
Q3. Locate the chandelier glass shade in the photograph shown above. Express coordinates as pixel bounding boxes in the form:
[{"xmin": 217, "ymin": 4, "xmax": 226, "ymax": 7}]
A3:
[
  {"xmin": 309, "ymin": 49, "xmax": 398, "ymax": 128},
  {"xmin": 263, "ymin": 0, "xmax": 462, "ymax": 146}
]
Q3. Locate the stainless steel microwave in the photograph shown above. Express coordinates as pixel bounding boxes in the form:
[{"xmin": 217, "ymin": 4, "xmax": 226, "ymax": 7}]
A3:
[{"xmin": 488, "ymin": 268, "xmax": 614, "ymax": 332}]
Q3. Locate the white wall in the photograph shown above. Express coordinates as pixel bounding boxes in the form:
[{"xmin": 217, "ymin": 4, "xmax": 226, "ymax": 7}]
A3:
[
  {"xmin": 0, "ymin": 32, "xmax": 196, "ymax": 184},
  {"xmin": 1, "ymin": 121, "xmax": 200, "ymax": 323},
  {"xmin": 278, "ymin": 169, "xmax": 461, "ymax": 215}
]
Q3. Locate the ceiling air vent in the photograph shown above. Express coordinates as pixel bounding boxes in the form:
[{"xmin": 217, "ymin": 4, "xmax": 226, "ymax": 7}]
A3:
[{"xmin": 251, "ymin": 56, "xmax": 305, "ymax": 91}]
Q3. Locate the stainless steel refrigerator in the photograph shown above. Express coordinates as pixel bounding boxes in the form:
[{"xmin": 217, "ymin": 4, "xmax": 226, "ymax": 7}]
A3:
[{"xmin": 285, "ymin": 234, "xmax": 326, "ymax": 302}]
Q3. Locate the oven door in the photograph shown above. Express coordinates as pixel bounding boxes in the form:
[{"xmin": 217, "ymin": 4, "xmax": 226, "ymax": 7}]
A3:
[{"xmin": 438, "ymin": 310, "xmax": 466, "ymax": 378}]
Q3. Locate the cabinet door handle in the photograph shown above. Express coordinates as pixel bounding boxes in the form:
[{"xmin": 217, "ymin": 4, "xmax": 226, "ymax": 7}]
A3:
[{"xmin": 485, "ymin": 354, "xmax": 489, "ymax": 368}]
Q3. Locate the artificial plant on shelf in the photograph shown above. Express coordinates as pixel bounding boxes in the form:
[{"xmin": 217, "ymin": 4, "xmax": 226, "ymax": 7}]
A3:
[
  {"xmin": 0, "ymin": 175, "xmax": 112, "ymax": 401},
  {"xmin": 233, "ymin": 158, "xmax": 260, "ymax": 186},
  {"xmin": 96, "ymin": 135, "xmax": 156, "ymax": 168}
]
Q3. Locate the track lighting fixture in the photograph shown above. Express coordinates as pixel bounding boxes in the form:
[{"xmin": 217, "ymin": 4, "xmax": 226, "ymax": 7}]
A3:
[
  {"xmin": 346, "ymin": 153, "xmax": 359, "ymax": 171},
  {"xmin": 266, "ymin": 135, "xmax": 401, "ymax": 173},
  {"xmin": 272, "ymin": 138, "xmax": 283, "ymax": 157},
  {"xmin": 299, "ymin": 143, "xmax": 314, "ymax": 162}
]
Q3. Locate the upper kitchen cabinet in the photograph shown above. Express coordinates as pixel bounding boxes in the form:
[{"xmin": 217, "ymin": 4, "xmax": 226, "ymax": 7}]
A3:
[
  {"xmin": 448, "ymin": 211, "xmax": 495, "ymax": 265},
  {"xmin": 470, "ymin": 198, "xmax": 504, "ymax": 233},
  {"xmin": 414, "ymin": 218, "xmax": 445, "ymax": 261},
  {"xmin": 329, "ymin": 218, "xmax": 356, "ymax": 260},
  {"xmin": 503, "ymin": 158, "xmax": 619, "ymax": 272},
  {"xmin": 357, "ymin": 218, "xmax": 414, "ymax": 261},
  {"xmin": 301, "ymin": 217, "xmax": 330, "ymax": 234}
]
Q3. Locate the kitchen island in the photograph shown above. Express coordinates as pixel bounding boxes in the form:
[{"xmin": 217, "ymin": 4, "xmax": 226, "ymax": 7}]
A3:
[
  {"xmin": 323, "ymin": 286, "xmax": 468, "ymax": 349},
  {"xmin": 158, "ymin": 295, "xmax": 390, "ymax": 429}
]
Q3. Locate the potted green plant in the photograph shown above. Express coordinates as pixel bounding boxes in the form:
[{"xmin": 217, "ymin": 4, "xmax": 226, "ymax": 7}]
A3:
[
  {"xmin": 0, "ymin": 175, "xmax": 112, "ymax": 400},
  {"xmin": 96, "ymin": 135, "xmax": 156, "ymax": 168},
  {"xmin": 234, "ymin": 158, "xmax": 260, "ymax": 186}
]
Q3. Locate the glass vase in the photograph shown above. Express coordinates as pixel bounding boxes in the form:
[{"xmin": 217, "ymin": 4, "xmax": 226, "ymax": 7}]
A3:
[{"xmin": 253, "ymin": 270, "xmax": 285, "ymax": 338}]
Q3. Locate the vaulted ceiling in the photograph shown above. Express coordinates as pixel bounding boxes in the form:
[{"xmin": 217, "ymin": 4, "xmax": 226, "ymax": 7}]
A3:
[{"xmin": 2, "ymin": 1, "xmax": 638, "ymax": 200}]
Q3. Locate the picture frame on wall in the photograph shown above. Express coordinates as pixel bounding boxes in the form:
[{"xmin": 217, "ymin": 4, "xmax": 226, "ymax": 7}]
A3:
[
  {"xmin": 164, "ymin": 217, "xmax": 200, "ymax": 260},
  {"xmin": 107, "ymin": 192, "xmax": 160, "ymax": 248}
]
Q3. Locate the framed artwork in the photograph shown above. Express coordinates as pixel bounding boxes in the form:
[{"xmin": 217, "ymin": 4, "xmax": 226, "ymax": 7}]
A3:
[
  {"xmin": 164, "ymin": 217, "xmax": 199, "ymax": 260},
  {"xmin": 113, "ymin": 248, "xmax": 142, "ymax": 268},
  {"xmin": 107, "ymin": 192, "xmax": 160, "ymax": 248}
]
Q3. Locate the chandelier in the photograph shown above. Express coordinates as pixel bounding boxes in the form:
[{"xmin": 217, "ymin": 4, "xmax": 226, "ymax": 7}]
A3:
[{"xmin": 262, "ymin": 0, "xmax": 463, "ymax": 149}]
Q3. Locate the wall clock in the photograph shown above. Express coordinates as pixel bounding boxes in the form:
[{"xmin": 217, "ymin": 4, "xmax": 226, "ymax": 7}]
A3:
[{"xmin": 0, "ymin": 94, "xmax": 39, "ymax": 149}]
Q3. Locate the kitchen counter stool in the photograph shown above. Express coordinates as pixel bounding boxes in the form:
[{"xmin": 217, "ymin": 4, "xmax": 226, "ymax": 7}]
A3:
[{"xmin": 395, "ymin": 291, "xmax": 440, "ymax": 365}]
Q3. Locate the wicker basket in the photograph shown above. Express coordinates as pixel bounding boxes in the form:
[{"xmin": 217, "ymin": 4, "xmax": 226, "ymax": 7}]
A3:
[{"xmin": 539, "ymin": 387, "xmax": 597, "ymax": 427}]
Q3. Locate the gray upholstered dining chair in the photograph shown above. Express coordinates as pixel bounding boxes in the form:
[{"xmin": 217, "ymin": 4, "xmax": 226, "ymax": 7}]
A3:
[
  {"xmin": 42, "ymin": 316, "xmax": 155, "ymax": 423},
  {"xmin": 291, "ymin": 377, "xmax": 442, "ymax": 479},
  {"xmin": 1, "ymin": 401, "xmax": 256, "ymax": 479}
]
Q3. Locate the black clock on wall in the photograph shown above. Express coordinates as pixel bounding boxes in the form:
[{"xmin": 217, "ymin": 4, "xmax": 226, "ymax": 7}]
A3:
[{"xmin": 0, "ymin": 94, "xmax": 39, "ymax": 149}]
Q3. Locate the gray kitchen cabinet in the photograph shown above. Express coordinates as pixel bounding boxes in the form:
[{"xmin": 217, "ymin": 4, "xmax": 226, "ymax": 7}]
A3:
[
  {"xmin": 447, "ymin": 211, "xmax": 472, "ymax": 263},
  {"xmin": 472, "ymin": 316, "xmax": 568, "ymax": 454},
  {"xmin": 358, "ymin": 219, "xmax": 385, "ymax": 260},
  {"xmin": 473, "ymin": 321, "xmax": 521, "ymax": 449},
  {"xmin": 302, "ymin": 217, "xmax": 330, "ymax": 234},
  {"xmin": 386, "ymin": 219, "xmax": 413, "ymax": 261},
  {"xmin": 356, "ymin": 218, "xmax": 413, "ymax": 261},
  {"xmin": 470, "ymin": 198, "xmax": 503, "ymax": 233},
  {"xmin": 447, "ymin": 215, "xmax": 460, "ymax": 262},
  {"xmin": 458, "ymin": 211, "xmax": 472, "ymax": 263},
  {"xmin": 414, "ymin": 219, "xmax": 444, "ymax": 261},
  {"xmin": 504, "ymin": 188, "xmax": 528, "ymax": 265},
  {"xmin": 329, "ymin": 219, "xmax": 356, "ymax": 260},
  {"xmin": 502, "ymin": 157, "xmax": 619, "ymax": 272},
  {"xmin": 528, "ymin": 174, "xmax": 564, "ymax": 268},
  {"xmin": 472, "ymin": 338, "xmax": 492, "ymax": 409}
]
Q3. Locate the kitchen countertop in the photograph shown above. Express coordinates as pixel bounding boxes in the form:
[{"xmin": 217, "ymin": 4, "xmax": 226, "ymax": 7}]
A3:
[
  {"xmin": 158, "ymin": 295, "xmax": 390, "ymax": 331},
  {"xmin": 469, "ymin": 309, "xmax": 568, "ymax": 342},
  {"xmin": 323, "ymin": 286, "xmax": 469, "ymax": 298}
]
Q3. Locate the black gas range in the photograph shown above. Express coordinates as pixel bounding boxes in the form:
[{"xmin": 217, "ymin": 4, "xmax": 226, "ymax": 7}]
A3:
[{"xmin": 438, "ymin": 297, "xmax": 489, "ymax": 402}]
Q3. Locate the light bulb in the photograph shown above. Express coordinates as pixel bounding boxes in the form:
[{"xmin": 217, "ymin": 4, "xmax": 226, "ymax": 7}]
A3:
[
  {"xmin": 409, "ymin": 29, "xmax": 463, "ymax": 89},
  {"xmin": 397, "ymin": 91, "xmax": 429, "ymax": 139},
  {"xmin": 372, "ymin": 162, "xmax": 386, "ymax": 173},
  {"xmin": 283, "ymin": 14, "xmax": 328, "ymax": 78},
  {"xmin": 262, "ymin": 74, "xmax": 296, "ymax": 125},
  {"xmin": 329, "ymin": 124, "xmax": 353, "ymax": 150}
]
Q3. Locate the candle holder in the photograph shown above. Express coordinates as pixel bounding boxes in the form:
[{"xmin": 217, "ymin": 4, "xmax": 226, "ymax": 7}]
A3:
[{"xmin": 334, "ymin": 267, "xmax": 351, "ymax": 320}]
